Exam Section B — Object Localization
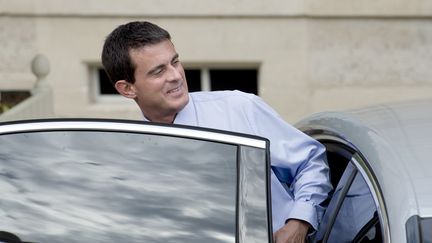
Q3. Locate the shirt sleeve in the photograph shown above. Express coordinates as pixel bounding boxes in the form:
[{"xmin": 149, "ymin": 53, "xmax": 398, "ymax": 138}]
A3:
[{"xmin": 244, "ymin": 93, "xmax": 333, "ymax": 231}]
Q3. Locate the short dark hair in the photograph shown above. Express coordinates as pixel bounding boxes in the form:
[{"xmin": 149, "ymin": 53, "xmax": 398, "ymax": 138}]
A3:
[{"xmin": 101, "ymin": 21, "xmax": 171, "ymax": 84}]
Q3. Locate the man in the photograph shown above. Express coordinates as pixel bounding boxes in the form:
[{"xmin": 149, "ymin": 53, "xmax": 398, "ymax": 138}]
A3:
[{"xmin": 101, "ymin": 21, "xmax": 332, "ymax": 243}]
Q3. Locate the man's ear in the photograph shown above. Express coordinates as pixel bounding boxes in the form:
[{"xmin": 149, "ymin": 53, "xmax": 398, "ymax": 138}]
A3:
[{"xmin": 115, "ymin": 80, "xmax": 136, "ymax": 99}]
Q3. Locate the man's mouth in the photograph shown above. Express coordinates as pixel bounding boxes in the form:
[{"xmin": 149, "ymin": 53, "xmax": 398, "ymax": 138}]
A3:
[{"xmin": 167, "ymin": 85, "xmax": 182, "ymax": 94}]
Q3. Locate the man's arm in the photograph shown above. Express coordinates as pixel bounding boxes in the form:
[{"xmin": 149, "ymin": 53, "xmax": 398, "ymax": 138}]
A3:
[{"xmin": 244, "ymin": 93, "xmax": 333, "ymax": 232}]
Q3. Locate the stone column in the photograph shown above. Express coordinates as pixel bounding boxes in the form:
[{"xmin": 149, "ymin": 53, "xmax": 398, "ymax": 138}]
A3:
[{"xmin": 31, "ymin": 54, "xmax": 51, "ymax": 94}]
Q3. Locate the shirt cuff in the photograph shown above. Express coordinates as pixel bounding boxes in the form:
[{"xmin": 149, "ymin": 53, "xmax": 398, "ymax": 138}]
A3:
[{"xmin": 284, "ymin": 201, "xmax": 319, "ymax": 231}]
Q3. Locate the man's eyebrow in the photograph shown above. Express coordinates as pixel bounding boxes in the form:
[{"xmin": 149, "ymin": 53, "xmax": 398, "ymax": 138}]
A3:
[
  {"xmin": 147, "ymin": 53, "xmax": 180, "ymax": 75},
  {"xmin": 171, "ymin": 53, "xmax": 179, "ymax": 62}
]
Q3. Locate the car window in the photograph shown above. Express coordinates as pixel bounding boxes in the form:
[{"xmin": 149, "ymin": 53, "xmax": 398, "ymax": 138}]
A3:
[
  {"xmin": 327, "ymin": 170, "xmax": 380, "ymax": 242},
  {"xmin": 406, "ymin": 215, "xmax": 432, "ymax": 242},
  {"xmin": 314, "ymin": 145, "xmax": 384, "ymax": 243},
  {"xmin": 0, "ymin": 130, "xmax": 242, "ymax": 242}
]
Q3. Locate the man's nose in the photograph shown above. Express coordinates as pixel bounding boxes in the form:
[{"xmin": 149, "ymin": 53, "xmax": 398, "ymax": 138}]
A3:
[{"xmin": 166, "ymin": 65, "xmax": 182, "ymax": 82}]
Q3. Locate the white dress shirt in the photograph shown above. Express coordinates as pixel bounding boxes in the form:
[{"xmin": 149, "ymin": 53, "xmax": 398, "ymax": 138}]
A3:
[{"xmin": 144, "ymin": 90, "xmax": 332, "ymax": 231}]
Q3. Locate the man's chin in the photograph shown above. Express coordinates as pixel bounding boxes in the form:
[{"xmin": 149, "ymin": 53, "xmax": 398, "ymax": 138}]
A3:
[{"xmin": 177, "ymin": 95, "xmax": 189, "ymax": 110}]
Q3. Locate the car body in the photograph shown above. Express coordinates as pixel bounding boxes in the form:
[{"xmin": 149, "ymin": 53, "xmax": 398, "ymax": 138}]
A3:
[
  {"xmin": 1, "ymin": 98, "xmax": 431, "ymax": 243},
  {"xmin": 0, "ymin": 119, "xmax": 272, "ymax": 242},
  {"xmin": 295, "ymin": 98, "xmax": 432, "ymax": 243}
]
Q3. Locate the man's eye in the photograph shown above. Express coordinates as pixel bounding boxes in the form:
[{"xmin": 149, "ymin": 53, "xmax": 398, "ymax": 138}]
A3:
[{"xmin": 153, "ymin": 68, "xmax": 164, "ymax": 75}]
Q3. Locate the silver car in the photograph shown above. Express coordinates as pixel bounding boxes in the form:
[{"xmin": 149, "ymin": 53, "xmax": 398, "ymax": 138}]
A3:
[
  {"xmin": 295, "ymin": 99, "xmax": 432, "ymax": 243},
  {"xmin": 1, "ymin": 98, "xmax": 431, "ymax": 242}
]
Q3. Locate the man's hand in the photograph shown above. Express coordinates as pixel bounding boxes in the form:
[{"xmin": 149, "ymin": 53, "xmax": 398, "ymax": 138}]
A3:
[{"xmin": 273, "ymin": 219, "xmax": 310, "ymax": 243}]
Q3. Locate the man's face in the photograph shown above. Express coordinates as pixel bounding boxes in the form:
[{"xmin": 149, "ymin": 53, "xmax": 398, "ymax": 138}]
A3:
[{"xmin": 128, "ymin": 40, "xmax": 189, "ymax": 123}]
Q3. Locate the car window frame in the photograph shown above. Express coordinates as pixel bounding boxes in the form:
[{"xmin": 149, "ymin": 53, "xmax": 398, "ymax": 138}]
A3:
[
  {"xmin": 299, "ymin": 130, "xmax": 390, "ymax": 243},
  {"xmin": 320, "ymin": 162, "xmax": 358, "ymax": 242},
  {"xmin": 319, "ymin": 154, "xmax": 384, "ymax": 243},
  {"xmin": 0, "ymin": 118, "xmax": 273, "ymax": 243}
]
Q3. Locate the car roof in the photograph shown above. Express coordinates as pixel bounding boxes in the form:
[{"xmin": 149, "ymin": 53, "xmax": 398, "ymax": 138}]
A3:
[{"xmin": 296, "ymin": 99, "xmax": 432, "ymax": 227}]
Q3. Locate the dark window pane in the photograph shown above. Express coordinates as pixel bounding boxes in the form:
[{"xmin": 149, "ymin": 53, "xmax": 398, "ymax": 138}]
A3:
[
  {"xmin": 407, "ymin": 216, "xmax": 432, "ymax": 243},
  {"xmin": 0, "ymin": 91, "xmax": 31, "ymax": 114},
  {"xmin": 98, "ymin": 69, "xmax": 118, "ymax": 95},
  {"xmin": 210, "ymin": 69, "xmax": 258, "ymax": 95},
  {"xmin": 421, "ymin": 217, "xmax": 432, "ymax": 242},
  {"xmin": 185, "ymin": 69, "xmax": 201, "ymax": 92}
]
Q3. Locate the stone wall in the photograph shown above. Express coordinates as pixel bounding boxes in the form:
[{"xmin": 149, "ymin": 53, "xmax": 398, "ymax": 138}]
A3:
[
  {"xmin": 307, "ymin": 18, "xmax": 432, "ymax": 113},
  {"xmin": 1, "ymin": 1, "xmax": 432, "ymax": 122},
  {"xmin": 0, "ymin": 17, "xmax": 37, "ymax": 90}
]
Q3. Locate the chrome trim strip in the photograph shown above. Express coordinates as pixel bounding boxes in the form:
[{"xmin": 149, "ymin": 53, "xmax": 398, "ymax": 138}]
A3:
[
  {"xmin": 351, "ymin": 153, "xmax": 390, "ymax": 242},
  {"xmin": 351, "ymin": 153, "xmax": 390, "ymax": 243},
  {"xmin": 0, "ymin": 121, "xmax": 267, "ymax": 149}
]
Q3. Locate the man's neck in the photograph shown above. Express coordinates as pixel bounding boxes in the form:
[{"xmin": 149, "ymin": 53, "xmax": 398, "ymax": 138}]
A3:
[{"xmin": 144, "ymin": 113, "xmax": 177, "ymax": 124}]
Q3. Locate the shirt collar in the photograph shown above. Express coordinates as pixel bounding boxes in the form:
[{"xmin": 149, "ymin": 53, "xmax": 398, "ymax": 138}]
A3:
[{"xmin": 173, "ymin": 94, "xmax": 197, "ymax": 126}]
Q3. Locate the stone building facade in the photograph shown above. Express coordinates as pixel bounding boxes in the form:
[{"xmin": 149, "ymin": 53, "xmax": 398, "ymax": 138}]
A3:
[{"xmin": 1, "ymin": 0, "xmax": 432, "ymax": 122}]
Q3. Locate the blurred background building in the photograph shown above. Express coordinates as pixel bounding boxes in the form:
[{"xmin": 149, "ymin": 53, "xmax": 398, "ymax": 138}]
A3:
[{"xmin": 1, "ymin": 0, "xmax": 432, "ymax": 122}]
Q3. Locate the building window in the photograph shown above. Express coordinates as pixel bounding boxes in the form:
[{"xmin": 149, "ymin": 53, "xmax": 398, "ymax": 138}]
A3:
[
  {"xmin": 185, "ymin": 68, "xmax": 259, "ymax": 95},
  {"xmin": 0, "ymin": 91, "xmax": 31, "ymax": 114},
  {"xmin": 89, "ymin": 65, "xmax": 124, "ymax": 103},
  {"xmin": 98, "ymin": 69, "xmax": 118, "ymax": 95}
]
